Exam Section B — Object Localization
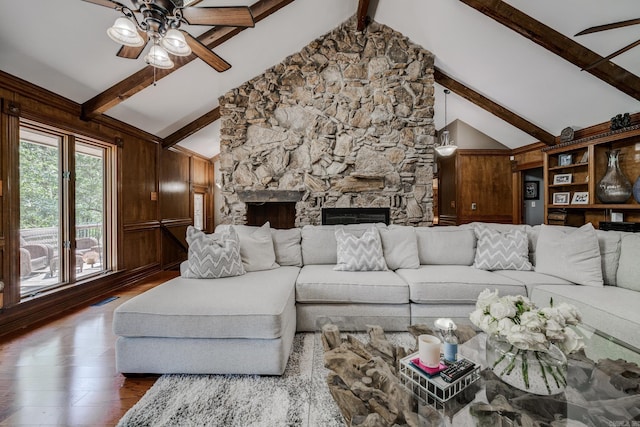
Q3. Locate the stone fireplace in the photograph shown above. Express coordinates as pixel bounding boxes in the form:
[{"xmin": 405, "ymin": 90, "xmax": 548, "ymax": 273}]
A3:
[{"xmin": 219, "ymin": 16, "xmax": 436, "ymax": 227}]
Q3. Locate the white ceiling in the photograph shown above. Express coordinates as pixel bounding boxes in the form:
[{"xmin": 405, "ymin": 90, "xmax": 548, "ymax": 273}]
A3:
[{"xmin": 1, "ymin": 0, "xmax": 639, "ymax": 158}]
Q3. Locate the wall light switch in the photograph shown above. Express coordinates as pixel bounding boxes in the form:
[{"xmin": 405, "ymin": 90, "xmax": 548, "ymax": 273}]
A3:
[
  {"xmin": 531, "ymin": 201, "xmax": 536, "ymax": 207},
  {"xmin": 471, "ymin": 202, "xmax": 477, "ymax": 210},
  {"xmin": 151, "ymin": 191, "xmax": 158, "ymax": 201}
]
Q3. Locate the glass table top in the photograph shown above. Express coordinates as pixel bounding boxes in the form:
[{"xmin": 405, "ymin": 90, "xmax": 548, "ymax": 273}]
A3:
[{"xmin": 313, "ymin": 316, "xmax": 640, "ymax": 426}]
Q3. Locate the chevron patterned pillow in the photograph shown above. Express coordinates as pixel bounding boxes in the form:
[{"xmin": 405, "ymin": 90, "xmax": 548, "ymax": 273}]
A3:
[
  {"xmin": 334, "ymin": 226, "xmax": 388, "ymax": 271},
  {"xmin": 473, "ymin": 225, "xmax": 533, "ymax": 271},
  {"xmin": 183, "ymin": 226, "xmax": 246, "ymax": 279}
]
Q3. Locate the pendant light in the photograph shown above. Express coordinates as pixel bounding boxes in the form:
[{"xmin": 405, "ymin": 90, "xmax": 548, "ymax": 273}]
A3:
[{"xmin": 435, "ymin": 89, "xmax": 458, "ymax": 157}]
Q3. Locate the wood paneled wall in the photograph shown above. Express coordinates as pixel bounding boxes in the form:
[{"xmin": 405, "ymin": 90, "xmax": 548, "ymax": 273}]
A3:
[
  {"xmin": 0, "ymin": 71, "xmax": 213, "ymax": 335},
  {"xmin": 438, "ymin": 150, "xmax": 513, "ymax": 225}
]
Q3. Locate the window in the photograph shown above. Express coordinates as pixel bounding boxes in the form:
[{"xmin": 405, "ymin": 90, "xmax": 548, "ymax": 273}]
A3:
[{"xmin": 19, "ymin": 123, "xmax": 116, "ymax": 298}]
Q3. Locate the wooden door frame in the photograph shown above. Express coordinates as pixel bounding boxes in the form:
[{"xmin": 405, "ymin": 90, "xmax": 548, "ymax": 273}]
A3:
[{"xmin": 512, "ymin": 161, "xmax": 543, "ymax": 224}]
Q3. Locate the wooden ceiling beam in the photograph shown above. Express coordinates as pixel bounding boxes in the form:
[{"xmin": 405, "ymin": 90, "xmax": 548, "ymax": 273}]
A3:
[
  {"xmin": 459, "ymin": 0, "xmax": 640, "ymax": 101},
  {"xmin": 81, "ymin": 0, "xmax": 295, "ymax": 120},
  {"xmin": 356, "ymin": 0, "xmax": 370, "ymax": 31},
  {"xmin": 162, "ymin": 107, "xmax": 220, "ymax": 149},
  {"xmin": 435, "ymin": 68, "xmax": 557, "ymax": 145}
]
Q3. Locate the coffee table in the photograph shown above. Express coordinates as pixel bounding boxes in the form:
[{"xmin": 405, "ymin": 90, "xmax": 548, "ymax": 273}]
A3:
[{"xmin": 314, "ymin": 316, "xmax": 640, "ymax": 426}]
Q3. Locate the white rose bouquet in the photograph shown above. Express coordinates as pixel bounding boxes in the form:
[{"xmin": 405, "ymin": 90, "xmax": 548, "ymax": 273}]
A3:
[{"xmin": 470, "ymin": 289, "xmax": 584, "ymax": 393}]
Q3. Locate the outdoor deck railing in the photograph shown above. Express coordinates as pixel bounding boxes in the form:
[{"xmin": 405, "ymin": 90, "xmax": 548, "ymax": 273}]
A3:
[{"xmin": 20, "ymin": 224, "xmax": 102, "ymax": 247}]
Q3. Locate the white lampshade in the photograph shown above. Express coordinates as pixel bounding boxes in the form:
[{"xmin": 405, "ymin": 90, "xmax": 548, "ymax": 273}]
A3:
[
  {"xmin": 144, "ymin": 44, "xmax": 174, "ymax": 69},
  {"xmin": 107, "ymin": 17, "xmax": 145, "ymax": 47},
  {"xmin": 161, "ymin": 29, "xmax": 191, "ymax": 56}
]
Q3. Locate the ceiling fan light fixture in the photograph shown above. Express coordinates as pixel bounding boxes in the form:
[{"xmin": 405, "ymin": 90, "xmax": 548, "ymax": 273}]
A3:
[
  {"xmin": 107, "ymin": 17, "xmax": 145, "ymax": 47},
  {"xmin": 161, "ymin": 29, "xmax": 192, "ymax": 57},
  {"xmin": 145, "ymin": 44, "xmax": 174, "ymax": 69}
]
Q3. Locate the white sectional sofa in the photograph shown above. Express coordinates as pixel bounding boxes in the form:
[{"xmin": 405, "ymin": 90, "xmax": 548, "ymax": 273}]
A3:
[{"xmin": 113, "ymin": 221, "xmax": 640, "ymax": 375}]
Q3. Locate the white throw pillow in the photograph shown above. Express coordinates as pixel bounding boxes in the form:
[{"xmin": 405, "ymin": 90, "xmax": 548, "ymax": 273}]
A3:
[
  {"xmin": 238, "ymin": 222, "xmax": 279, "ymax": 272},
  {"xmin": 378, "ymin": 225, "xmax": 420, "ymax": 270},
  {"xmin": 473, "ymin": 224, "xmax": 532, "ymax": 271},
  {"xmin": 535, "ymin": 223, "xmax": 603, "ymax": 287},
  {"xmin": 334, "ymin": 226, "xmax": 388, "ymax": 271},
  {"xmin": 183, "ymin": 226, "xmax": 245, "ymax": 279},
  {"xmin": 616, "ymin": 234, "xmax": 640, "ymax": 292},
  {"xmin": 271, "ymin": 228, "xmax": 302, "ymax": 267}
]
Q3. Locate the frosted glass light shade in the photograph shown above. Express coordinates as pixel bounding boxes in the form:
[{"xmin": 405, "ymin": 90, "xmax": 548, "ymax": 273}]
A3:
[
  {"xmin": 435, "ymin": 130, "xmax": 457, "ymax": 157},
  {"xmin": 107, "ymin": 17, "xmax": 145, "ymax": 47},
  {"xmin": 144, "ymin": 44, "xmax": 174, "ymax": 69},
  {"xmin": 435, "ymin": 145, "xmax": 458, "ymax": 157},
  {"xmin": 161, "ymin": 29, "xmax": 191, "ymax": 56}
]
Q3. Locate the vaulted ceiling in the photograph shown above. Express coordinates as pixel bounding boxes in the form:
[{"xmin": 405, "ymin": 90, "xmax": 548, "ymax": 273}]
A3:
[{"xmin": 1, "ymin": 0, "xmax": 638, "ymax": 158}]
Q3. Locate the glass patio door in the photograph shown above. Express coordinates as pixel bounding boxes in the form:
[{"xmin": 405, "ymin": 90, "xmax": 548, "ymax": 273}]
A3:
[
  {"xmin": 19, "ymin": 128, "xmax": 64, "ymax": 296},
  {"xmin": 75, "ymin": 142, "xmax": 106, "ymax": 279}
]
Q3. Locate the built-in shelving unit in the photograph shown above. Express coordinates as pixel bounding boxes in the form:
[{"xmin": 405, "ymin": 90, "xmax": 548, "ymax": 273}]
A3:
[{"xmin": 543, "ymin": 126, "xmax": 640, "ymax": 227}]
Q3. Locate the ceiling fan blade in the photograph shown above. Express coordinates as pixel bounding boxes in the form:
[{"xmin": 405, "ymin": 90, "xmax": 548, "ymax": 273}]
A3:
[
  {"xmin": 582, "ymin": 38, "xmax": 640, "ymax": 70},
  {"xmin": 181, "ymin": 6, "xmax": 255, "ymax": 27},
  {"xmin": 82, "ymin": 0, "xmax": 125, "ymax": 9},
  {"xmin": 182, "ymin": 31, "xmax": 231, "ymax": 72},
  {"xmin": 116, "ymin": 32, "xmax": 149, "ymax": 59},
  {"xmin": 575, "ymin": 18, "xmax": 640, "ymax": 36}
]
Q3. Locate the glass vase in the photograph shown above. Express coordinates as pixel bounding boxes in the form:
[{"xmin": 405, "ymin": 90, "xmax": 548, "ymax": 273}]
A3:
[
  {"xmin": 596, "ymin": 149, "xmax": 632, "ymax": 203},
  {"xmin": 486, "ymin": 334, "xmax": 567, "ymax": 395}
]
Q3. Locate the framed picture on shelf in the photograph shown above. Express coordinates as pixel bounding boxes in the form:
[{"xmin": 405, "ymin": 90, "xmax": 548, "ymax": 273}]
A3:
[
  {"xmin": 524, "ymin": 181, "xmax": 539, "ymax": 200},
  {"xmin": 553, "ymin": 192, "xmax": 570, "ymax": 205},
  {"xmin": 553, "ymin": 173, "xmax": 573, "ymax": 185},
  {"xmin": 571, "ymin": 191, "xmax": 589, "ymax": 204},
  {"xmin": 558, "ymin": 154, "xmax": 573, "ymax": 166}
]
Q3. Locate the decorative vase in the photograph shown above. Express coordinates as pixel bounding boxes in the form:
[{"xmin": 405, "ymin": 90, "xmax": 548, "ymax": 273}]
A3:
[
  {"xmin": 633, "ymin": 177, "xmax": 640, "ymax": 203},
  {"xmin": 485, "ymin": 334, "xmax": 567, "ymax": 396},
  {"xmin": 596, "ymin": 149, "xmax": 632, "ymax": 203}
]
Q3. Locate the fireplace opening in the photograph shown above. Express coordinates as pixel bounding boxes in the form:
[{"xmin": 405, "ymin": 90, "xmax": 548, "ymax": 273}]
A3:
[
  {"xmin": 322, "ymin": 208, "xmax": 390, "ymax": 225},
  {"xmin": 246, "ymin": 202, "xmax": 296, "ymax": 229}
]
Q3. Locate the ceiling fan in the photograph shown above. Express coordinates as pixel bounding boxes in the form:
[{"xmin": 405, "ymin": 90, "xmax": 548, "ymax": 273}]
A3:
[
  {"xmin": 83, "ymin": 0, "xmax": 255, "ymax": 71},
  {"xmin": 575, "ymin": 18, "xmax": 640, "ymax": 71}
]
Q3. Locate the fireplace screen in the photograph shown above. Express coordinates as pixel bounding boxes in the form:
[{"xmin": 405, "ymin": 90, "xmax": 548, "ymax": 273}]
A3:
[{"xmin": 322, "ymin": 208, "xmax": 390, "ymax": 225}]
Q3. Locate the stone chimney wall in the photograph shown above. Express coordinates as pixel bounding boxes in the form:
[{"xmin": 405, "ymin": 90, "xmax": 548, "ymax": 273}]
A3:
[{"xmin": 219, "ymin": 16, "xmax": 436, "ymax": 226}]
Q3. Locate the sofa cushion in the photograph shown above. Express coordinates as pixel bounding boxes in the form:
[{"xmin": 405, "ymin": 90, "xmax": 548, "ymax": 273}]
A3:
[
  {"xmin": 472, "ymin": 224, "xmax": 532, "ymax": 271},
  {"xmin": 396, "ymin": 265, "xmax": 526, "ymax": 304},
  {"xmin": 492, "ymin": 270, "xmax": 574, "ymax": 297},
  {"xmin": 296, "ymin": 265, "xmax": 408, "ymax": 304},
  {"xmin": 334, "ymin": 226, "xmax": 387, "ymax": 271},
  {"xmin": 415, "ymin": 227, "xmax": 475, "ymax": 265},
  {"xmin": 492, "ymin": 270, "xmax": 574, "ymax": 286},
  {"xmin": 301, "ymin": 224, "xmax": 385, "ymax": 265},
  {"xmin": 271, "ymin": 228, "xmax": 302, "ymax": 267},
  {"xmin": 535, "ymin": 223, "xmax": 603, "ymax": 287},
  {"xmin": 379, "ymin": 225, "xmax": 420, "ymax": 270},
  {"xmin": 236, "ymin": 222, "xmax": 279, "ymax": 272},
  {"xmin": 114, "ymin": 267, "xmax": 300, "ymax": 340},
  {"xmin": 183, "ymin": 226, "xmax": 245, "ymax": 279},
  {"xmin": 530, "ymin": 284, "xmax": 640, "ymax": 350},
  {"xmin": 617, "ymin": 234, "xmax": 640, "ymax": 292}
]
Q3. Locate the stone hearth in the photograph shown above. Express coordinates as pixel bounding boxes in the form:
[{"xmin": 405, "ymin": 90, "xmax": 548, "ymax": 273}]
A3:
[{"xmin": 219, "ymin": 16, "xmax": 436, "ymax": 226}]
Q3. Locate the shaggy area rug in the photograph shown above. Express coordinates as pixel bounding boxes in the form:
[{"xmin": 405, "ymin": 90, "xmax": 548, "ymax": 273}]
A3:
[{"xmin": 117, "ymin": 333, "xmax": 346, "ymax": 427}]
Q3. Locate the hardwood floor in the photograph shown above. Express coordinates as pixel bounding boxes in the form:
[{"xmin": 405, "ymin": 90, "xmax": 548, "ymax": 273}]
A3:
[{"xmin": 0, "ymin": 271, "xmax": 178, "ymax": 427}]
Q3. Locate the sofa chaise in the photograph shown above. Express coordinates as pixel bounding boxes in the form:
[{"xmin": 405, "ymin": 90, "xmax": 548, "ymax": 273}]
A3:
[{"xmin": 113, "ymin": 221, "xmax": 640, "ymax": 375}]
